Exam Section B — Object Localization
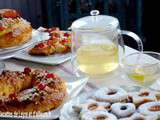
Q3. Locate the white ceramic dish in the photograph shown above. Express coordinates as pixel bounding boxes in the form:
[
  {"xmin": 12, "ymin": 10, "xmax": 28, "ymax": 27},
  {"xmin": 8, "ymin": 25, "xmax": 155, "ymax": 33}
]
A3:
[
  {"xmin": 14, "ymin": 51, "xmax": 72, "ymax": 65},
  {"xmin": 0, "ymin": 75, "xmax": 88, "ymax": 120},
  {"xmin": 0, "ymin": 30, "xmax": 42, "ymax": 54},
  {"xmin": 14, "ymin": 31, "xmax": 71, "ymax": 65},
  {"xmin": 0, "ymin": 30, "xmax": 44, "ymax": 60}
]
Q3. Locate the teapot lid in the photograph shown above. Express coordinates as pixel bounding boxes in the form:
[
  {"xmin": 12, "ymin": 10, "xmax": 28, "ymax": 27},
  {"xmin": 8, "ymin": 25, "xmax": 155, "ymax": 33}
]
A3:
[{"xmin": 71, "ymin": 10, "xmax": 119, "ymax": 30}]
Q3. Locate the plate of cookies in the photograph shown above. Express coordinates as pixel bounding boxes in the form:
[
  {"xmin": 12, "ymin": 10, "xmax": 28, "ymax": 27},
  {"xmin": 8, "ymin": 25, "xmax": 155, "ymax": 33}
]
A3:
[
  {"xmin": 0, "ymin": 67, "xmax": 88, "ymax": 119},
  {"xmin": 14, "ymin": 27, "xmax": 72, "ymax": 65},
  {"xmin": 60, "ymin": 86, "xmax": 160, "ymax": 120}
]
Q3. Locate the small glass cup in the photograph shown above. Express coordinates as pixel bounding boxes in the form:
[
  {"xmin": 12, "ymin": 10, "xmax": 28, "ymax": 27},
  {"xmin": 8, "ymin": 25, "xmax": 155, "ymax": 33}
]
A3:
[{"xmin": 124, "ymin": 51, "xmax": 160, "ymax": 87}]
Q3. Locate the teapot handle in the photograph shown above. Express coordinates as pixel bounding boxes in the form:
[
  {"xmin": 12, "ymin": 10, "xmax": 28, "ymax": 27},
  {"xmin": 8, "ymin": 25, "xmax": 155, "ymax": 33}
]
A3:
[
  {"xmin": 121, "ymin": 30, "xmax": 143, "ymax": 52},
  {"xmin": 119, "ymin": 30, "xmax": 143, "ymax": 66}
]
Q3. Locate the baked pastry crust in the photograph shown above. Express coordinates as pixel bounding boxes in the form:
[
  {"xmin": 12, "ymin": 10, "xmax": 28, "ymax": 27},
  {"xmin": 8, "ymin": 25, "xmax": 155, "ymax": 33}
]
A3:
[
  {"xmin": 0, "ymin": 68, "xmax": 67, "ymax": 112},
  {"xmin": 0, "ymin": 9, "xmax": 32, "ymax": 48},
  {"xmin": 28, "ymin": 40, "xmax": 56, "ymax": 56},
  {"xmin": 28, "ymin": 27, "xmax": 71, "ymax": 56}
]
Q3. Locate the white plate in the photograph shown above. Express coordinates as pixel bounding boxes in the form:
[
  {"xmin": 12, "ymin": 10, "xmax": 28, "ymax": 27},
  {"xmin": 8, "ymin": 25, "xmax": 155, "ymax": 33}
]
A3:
[
  {"xmin": 0, "ymin": 30, "xmax": 45, "ymax": 60},
  {"xmin": 14, "ymin": 51, "xmax": 72, "ymax": 65},
  {"xmin": 14, "ymin": 31, "xmax": 71, "ymax": 65},
  {"xmin": 0, "ymin": 30, "xmax": 42, "ymax": 54},
  {"xmin": 0, "ymin": 75, "xmax": 88, "ymax": 120},
  {"xmin": 60, "ymin": 86, "xmax": 143, "ymax": 120}
]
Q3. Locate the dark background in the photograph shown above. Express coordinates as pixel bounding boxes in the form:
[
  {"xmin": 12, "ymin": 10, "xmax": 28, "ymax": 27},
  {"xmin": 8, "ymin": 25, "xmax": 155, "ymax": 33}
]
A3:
[{"xmin": 0, "ymin": 0, "xmax": 159, "ymax": 52}]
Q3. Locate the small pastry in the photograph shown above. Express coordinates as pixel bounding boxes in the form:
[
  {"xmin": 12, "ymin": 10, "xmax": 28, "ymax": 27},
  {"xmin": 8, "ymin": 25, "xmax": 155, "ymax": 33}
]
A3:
[
  {"xmin": 119, "ymin": 113, "xmax": 159, "ymax": 120},
  {"xmin": 81, "ymin": 110, "xmax": 117, "ymax": 120},
  {"xmin": 72, "ymin": 99, "xmax": 111, "ymax": 114},
  {"xmin": 129, "ymin": 89, "xmax": 157, "ymax": 107},
  {"xmin": 29, "ymin": 27, "xmax": 71, "ymax": 56},
  {"xmin": 154, "ymin": 91, "xmax": 160, "ymax": 101},
  {"xmin": 111, "ymin": 103, "xmax": 136, "ymax": 118},
  {"xmin": 138, "ymin": 102, "xmax": 160, "ymax": 116},
  {"xmin": 93, "ymin": 87, "xmax": 128, "ymax": 103},
  {"xmin": 28, "ymin": 41, "xmax": 56, "ymax": 56}
]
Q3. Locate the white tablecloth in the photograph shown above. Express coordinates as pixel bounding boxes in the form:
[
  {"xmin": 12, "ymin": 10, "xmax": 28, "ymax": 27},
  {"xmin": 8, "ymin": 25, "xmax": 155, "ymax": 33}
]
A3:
[{"xmin": 2, "ymin": 46, "xmax": 140, "ymax": 91}]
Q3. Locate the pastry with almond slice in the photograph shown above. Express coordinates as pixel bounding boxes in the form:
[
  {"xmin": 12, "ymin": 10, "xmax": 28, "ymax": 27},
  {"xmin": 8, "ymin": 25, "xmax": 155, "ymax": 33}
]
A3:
[
  {"xmin": 28, "ymin": 27, "xmax": 71, "ymax": 56},
  {"xmin": 28, "ymin": 41, "xmax": 56, "ymax": 56}
]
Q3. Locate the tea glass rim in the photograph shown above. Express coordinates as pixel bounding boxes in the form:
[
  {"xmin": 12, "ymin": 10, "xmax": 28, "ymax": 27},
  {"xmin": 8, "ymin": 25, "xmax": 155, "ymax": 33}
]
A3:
[{"xmin": 124, "ymin": 51, "xmax": 160, "ymax": 67}]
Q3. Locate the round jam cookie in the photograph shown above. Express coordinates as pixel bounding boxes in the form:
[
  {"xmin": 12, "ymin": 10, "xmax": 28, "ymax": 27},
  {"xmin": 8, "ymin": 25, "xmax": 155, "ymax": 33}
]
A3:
[
  {"xmin": 111, "ymin": 103, "xmax": 136, "ymax": 118},
  {"xmin": 80, "ymin": 99, "xmax": 111, "ymax": 115},
  {"xmin": 81, "ymin": 111, "xmax": 117, "ymax": 120},
  {"xmin": 119, "ymin": 113, "xmax": 159, "ymax": 120},
  {"xmin": 93, "ymin": 87, "xmax": 128, "ymax": 103},
  {"xmin": 138, "ymin": 102, "xmax": 160, "ymax": 116},
  {"xmin": 154, "ymin": 91, "xmax": 160, "ymax": 101},
  {"xmin": 129, "ymin": 89, "xmax": 157, "ymax": 107},
  {"xmin": 72, "ymin": 99, "xmax": 111, "ymax": 114}
]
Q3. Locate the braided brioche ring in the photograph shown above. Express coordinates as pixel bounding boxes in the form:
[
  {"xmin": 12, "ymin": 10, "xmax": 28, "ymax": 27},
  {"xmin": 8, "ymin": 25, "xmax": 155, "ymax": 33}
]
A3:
[{"xmin": 0, "ymin": 68, "xmax": 67, "ymax": 113}]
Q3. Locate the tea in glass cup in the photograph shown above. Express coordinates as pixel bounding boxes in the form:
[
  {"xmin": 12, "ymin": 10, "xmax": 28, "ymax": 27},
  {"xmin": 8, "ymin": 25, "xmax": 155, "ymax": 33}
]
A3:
[{"xmin": 124, "ymin": 51, "xmax": 160, "ymax": 87}]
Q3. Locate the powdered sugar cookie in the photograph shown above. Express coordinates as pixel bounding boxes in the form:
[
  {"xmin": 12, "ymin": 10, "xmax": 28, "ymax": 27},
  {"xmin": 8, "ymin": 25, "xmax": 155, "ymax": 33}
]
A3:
[
  {"xmin": 111, "ymin": 103, "xmax": 136, "ymax": 118},
  {"xmin": 129, "ymin": 89, "xmax": 157, "ymax": 107},
  {"xmin": 138, "ymin": 102, "xmax": 160, "ymax": 116},
  {"xmin": 119, "ymin": 112, "xmax": 159, "ymax": 120},
  {"xmin": 93, "ymin": 87, "xmax": 128, "ymax": 103},
  {"xmin": 81, "ymin": 110, "xmax": 117, "ymax": 120},
  {"xmin": 73, "ymin": 99, "xmax": 111, "ymax": 116}
]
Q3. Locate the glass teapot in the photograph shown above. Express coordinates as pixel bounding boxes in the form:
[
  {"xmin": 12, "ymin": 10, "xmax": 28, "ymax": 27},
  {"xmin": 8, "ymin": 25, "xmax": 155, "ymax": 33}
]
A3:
[{"xmin": 70, "ymin": 10, "xmax": 143, "ymax": 77}]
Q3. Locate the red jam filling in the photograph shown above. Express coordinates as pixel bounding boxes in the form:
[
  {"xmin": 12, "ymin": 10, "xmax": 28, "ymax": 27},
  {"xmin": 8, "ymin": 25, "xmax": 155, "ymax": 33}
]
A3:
[
  {"xmin": 46, "ymin": 73, "xmax": 56, "ymax": 78},
  {"xmin": 61, "ymin": 39, "xmax": 68, "ymax": 45},
  {"xmin": 47, "ymin": 39, "xmax": 53, "ymax": 45},
  {"xmin": 63, "ymin": 32, "xmax": 70, "ymax": 37},
  {"xmin": 37, "ymin": 83, "xmax": 46, "ymax": 90},
  {"xmin": 0, "ymin": 26, "xmax": 4, "ymax": 31},
  {"xmin": 35, "ymin": 43, "xmax": 45, "ymax": 49},
  {"xmin": 9, "ymin": 93, "xmax": 17, "ymax": 101},
  {"xmin": 23, "ymin": 67, "xmax": 31, "ymax": 75}
]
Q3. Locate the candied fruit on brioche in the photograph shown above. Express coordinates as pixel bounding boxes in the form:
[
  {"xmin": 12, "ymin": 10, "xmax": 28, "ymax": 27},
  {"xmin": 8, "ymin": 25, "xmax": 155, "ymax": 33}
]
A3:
[
  {"xmin": 0, "ymin": 9, "xmax": 32, "ymax": 48},
  {"xmin": 28, "ymin": 27, "xmax": 71, "ymax": 56},
  {"xmin": 0, "ymin": 67, "xmax": 67, "ymax": 112}
]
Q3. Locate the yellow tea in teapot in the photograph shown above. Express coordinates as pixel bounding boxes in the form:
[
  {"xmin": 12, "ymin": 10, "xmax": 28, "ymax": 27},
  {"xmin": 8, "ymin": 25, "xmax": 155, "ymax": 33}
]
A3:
[{"xmin": 77, "ymin": 43, "xmax": 118, "ymax": 75}]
